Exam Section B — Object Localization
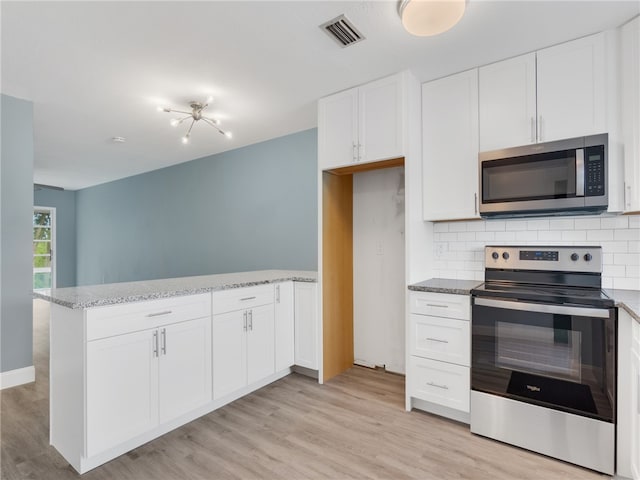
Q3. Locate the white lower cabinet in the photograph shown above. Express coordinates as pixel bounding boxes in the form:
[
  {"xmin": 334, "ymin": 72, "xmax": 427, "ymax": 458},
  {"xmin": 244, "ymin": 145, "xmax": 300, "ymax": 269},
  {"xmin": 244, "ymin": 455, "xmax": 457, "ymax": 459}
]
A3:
[
  {"xmin": 294, "ymin": 282, "xmax": 318, "ymax": 370},
  {"xmin": 274, "ymin": 282, "xmax": 295, "ymax": 371},
  {"xmin": 407, "ymin": 290, "xmax": 470, "ymax": 422},
  {"xmin": 631, "ymin": 318, "xmax": 640, "ymax": 480},
  {"xmin": 212, "ymin": 285, "xmax": 275, "ymax": 400}
]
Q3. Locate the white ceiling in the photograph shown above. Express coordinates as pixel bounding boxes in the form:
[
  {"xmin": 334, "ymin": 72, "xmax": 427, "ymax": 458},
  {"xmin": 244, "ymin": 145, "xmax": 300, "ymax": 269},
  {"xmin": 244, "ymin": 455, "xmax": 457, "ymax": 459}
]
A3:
[{"xmin": 2, "ymin": 1, "xmax": 638, "ymax": 191}]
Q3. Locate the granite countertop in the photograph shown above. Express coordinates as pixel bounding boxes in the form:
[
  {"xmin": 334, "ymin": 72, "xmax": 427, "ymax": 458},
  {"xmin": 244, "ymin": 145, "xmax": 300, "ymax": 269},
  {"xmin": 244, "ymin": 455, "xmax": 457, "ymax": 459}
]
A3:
[
  {"xmin": 409, "ymin": 278, "xmax": 640, "ymax": 323},
  {"xmin": 34, "ymin": 270, "xmax": 317, "ymax": 310},
  {"xmin": 408, "ymin": 278, "xmax": 482, "ymax": 295}
]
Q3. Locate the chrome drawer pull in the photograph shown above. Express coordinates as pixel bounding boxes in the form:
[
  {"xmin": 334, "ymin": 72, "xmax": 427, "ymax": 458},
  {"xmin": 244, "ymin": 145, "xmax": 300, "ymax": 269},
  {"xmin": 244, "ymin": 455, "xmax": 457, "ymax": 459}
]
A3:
[
  {"xmin": 240, "ymin": 296, "xmax": 256, "ymax": 301},
  {"xmin": 425, "ymin": 337, "xmax": 449, "ymax": 343},
  {"xmin": 427, "ymin": 381, "xmax": 449, "ymax": 390},
  {"xmin": 426, "ymin": 303, "xmax": 448, "ymax": 308},
  {"xmin": 152, "ymin": 331, "xmax": 159, "ymax": 357},
  {"xmin": 161, "ymin": 328, "xmax": 167, "ymax": 355},
  {"xmin": 146, "ymin": 310, "xmax": 172, "ymax": 318}
]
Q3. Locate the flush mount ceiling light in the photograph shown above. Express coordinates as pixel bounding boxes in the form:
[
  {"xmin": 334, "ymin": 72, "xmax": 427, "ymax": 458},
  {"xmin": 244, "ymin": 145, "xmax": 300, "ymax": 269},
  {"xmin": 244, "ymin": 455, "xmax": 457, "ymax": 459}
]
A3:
[
  {"xmin": 399, "ymin": 0, "xmax": 466, "ymax": 37},
  {"xmin": 158, "ymin": 96, "xmax": 232, "ymax": 144}
]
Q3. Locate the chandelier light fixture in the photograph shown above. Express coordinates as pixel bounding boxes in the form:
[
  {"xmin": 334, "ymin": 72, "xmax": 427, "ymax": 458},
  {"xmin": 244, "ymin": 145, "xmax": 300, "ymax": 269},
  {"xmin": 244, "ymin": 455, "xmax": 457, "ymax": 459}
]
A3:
[
  {"xmin": 399, "ymin": 0, "xmax": 466, "ymax": 37},
  {"xmin": 158, "ymin": 96, "xmax": 232, "ymax": 144}
]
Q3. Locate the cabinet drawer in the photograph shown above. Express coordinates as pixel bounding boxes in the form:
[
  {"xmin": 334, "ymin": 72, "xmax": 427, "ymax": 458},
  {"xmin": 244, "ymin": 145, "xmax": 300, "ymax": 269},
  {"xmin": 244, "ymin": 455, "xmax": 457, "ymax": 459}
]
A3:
[
  {"xmin": 86, "ymin": 293, "xmax": 211, "ymax": 341},
  {"xmin": 212, "ymin": 284, "xmax": 274, "ymax": 315},
  {"xmin": 409, "ymin": 356, "xmax": 469, "ymax": 413},
  {"xmin": 410, "ymin": 314, "xmax": 469, "ymax": 366},
  {"xmin": 409, "ymin": 291, "xmax": 470, "ymax": 320}
]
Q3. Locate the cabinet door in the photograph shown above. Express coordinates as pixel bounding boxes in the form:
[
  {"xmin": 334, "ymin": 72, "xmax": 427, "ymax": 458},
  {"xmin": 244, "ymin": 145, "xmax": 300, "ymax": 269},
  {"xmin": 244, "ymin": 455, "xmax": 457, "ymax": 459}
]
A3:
[
  {"xmin": 479, "ymin": 53, "xmax": 536, "ymax": 151},
  {"xmin": 212, "ymin": 310, "xmax": 246, "ymax": 399},
  {"xmin": 358, "ymin": 73, "xmax": 404, "ymax": 163},
  {"xmin": 86, "ymin": 330, "xmax": 159, "ymax": 457},
  {"xmin": 159, "ymin": 317, "xmax": 212, "ymax": 423},
  {"xmin": 274, "ymin": 282, "xmax": 295, "ymax": 371},
  {"xmin": 246, "ymin": 304, "xmax": 275, "ymax": 385},
  {"xmin": 537, "ymin": 32, "xmax": 606, "ymax": 143},
  {"xmin": 422, "ymin": 69, "xmax": 479, "ymax": 221},
  {"xmin": 294, "ymin": 282, "xmax": 318, "ymax": 370},
  {"xmin": 622, "ymin": 17, "xmax": 640, "ymax": 213},
  {"xmin": 318, "ymin": 88, "xmax": 358, "ymax": 170},
  {"xmin": 632, "ymin": 347, "xmax": 640, "ymax": 480}
]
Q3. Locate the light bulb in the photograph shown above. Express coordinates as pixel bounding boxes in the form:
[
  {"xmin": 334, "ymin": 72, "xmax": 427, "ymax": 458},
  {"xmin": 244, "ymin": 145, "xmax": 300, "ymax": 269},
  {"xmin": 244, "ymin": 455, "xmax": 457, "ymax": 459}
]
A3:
[
  {"xmin": 157, "ymin": 106, "xmax": 164, "ymax": 112},
  {"xmin": 225, "ymin": 131, "xmax": 233, "ymax": 139},
  {"xmin": 182, "ymin": 135, "xmax": 189, "ymax": 144},
  {"xmin": 206, "ymin": 96, "xmax": 213, "ymax": 103},
  {"xmin": 170, "ymin": 119, "xmax": 179, "ymax": 127}
]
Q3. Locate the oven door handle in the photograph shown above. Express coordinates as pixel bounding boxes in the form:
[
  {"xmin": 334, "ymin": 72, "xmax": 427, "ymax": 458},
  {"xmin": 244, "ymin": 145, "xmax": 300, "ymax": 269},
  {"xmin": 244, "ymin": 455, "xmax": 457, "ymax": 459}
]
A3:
[{"xmin": 473, "ymin": 297, "xmax": 611, "ymax": 318}]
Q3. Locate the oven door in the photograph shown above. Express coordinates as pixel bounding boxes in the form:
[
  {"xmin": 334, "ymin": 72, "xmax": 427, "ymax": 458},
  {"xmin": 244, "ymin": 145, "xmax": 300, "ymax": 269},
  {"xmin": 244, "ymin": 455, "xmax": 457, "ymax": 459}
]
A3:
[{"xmin": 471, "ymin": 296, "xmax": 616, "ymax": 422}]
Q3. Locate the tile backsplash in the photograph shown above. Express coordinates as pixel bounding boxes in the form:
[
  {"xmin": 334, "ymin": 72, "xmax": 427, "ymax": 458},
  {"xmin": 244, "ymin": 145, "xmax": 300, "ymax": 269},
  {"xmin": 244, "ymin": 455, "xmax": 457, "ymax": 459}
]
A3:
[{"xmin": 432, "ymin": 214, "xmax": 640, "ymax": 290}]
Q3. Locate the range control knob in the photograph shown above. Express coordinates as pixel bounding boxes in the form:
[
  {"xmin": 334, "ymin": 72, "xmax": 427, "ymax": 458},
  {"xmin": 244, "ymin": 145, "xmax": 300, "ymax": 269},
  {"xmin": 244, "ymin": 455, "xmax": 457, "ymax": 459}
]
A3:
[
  {"xmin": 584, "ymin": 253, "xmax": 593, "ymax": 262},
  {"xmin": 570, "ymin": 253, "xmax": 579, "ymax": 261},
  {"xmin": 502, "ymin": 252, "xmax": 510, "ymax": 260},
  {"xmin": 491, "ymin": 252, "xmax": 499, "ymax": 260}
]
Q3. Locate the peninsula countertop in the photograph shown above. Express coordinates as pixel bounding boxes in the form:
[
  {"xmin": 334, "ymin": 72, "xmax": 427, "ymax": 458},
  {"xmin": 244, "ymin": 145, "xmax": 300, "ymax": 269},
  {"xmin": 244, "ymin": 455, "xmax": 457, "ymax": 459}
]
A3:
[{"xmin": 34, "ymin": 270, "xmax": 317, "ymax": 310}]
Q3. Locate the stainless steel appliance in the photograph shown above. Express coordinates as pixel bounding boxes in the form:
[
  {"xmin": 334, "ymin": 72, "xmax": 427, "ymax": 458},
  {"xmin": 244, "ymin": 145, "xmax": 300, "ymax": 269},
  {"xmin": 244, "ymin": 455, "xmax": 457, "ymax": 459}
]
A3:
[
  {"xmin": 470, "ymin": 245, "xmax": 616, "ymax": 475},
  {"xmin": 479, "ymin": 134, "xmax": 608, "ymax": 218}
]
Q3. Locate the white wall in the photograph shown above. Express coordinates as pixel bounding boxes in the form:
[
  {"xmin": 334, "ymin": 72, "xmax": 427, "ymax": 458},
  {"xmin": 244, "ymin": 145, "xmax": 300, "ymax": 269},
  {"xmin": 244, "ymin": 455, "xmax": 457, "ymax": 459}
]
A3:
[
  {"xmin": 353, "ymin": 167, "xmax": 405, "ymax": 373},
  {"xmin": 431, "ymin": 214, "xmax": 640, "ymax": 290}
]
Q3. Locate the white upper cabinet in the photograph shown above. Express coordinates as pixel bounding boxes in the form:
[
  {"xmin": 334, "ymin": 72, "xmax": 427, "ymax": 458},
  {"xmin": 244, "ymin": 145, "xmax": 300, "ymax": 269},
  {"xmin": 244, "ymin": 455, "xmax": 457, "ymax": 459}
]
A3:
[
  {"xmin": 479, "ymin": 53, "xmax": 536, "ymax": 151},
  {"xmin": 537, "ymin": 33, "xmax": 606, "ymax": 142},
  {"xmin": 317, "ymin": 88, "xmax": 358, "ymax": 169},
  {"xmin": 621, "ymin": 16, "xmax": 640, "ymax": 212},
  {"xmin": 479, "ymin": 32, "xmax": 607, "ymax": 151},
  {"xmin": 318, "ymin": 72, "xmax": 406, "ymax": 170},
  {"xmin": 423, "ymin": 69, "xmax": 479, "ymax": 221}
]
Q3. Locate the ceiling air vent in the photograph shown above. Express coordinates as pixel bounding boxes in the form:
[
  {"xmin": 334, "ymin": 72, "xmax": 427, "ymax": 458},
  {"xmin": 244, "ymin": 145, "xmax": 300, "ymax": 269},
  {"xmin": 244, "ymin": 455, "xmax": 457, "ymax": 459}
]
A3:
[{"xmin": 320, "ymin": 14, "xmax": 365, "ymax": 48}]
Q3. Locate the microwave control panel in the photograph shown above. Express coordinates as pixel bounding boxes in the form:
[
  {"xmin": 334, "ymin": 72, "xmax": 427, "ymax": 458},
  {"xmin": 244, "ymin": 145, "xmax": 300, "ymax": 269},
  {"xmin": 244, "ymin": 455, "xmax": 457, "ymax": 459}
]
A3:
[{"xmin": 585, "ymin": 145, "xmax": 605, "ymax": 197}]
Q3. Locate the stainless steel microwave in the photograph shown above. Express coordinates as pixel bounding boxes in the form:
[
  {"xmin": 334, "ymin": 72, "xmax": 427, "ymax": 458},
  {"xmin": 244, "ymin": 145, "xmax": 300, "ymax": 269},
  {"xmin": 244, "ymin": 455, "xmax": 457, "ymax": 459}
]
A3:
[{"xmin": 479, "ymin": 134, "xmax": 608, "ymax": 218}]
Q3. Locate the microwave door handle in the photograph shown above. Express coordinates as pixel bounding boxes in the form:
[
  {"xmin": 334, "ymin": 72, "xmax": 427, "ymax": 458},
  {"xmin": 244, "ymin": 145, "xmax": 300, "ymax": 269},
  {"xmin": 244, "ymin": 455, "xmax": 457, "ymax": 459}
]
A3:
[
  {"xmin": 474, "ymin": 297, "xmax": 610, "ymax": 318},
  {"xmin": 576, "ymin": 148, "xmax": 585, "ymax": 197}
]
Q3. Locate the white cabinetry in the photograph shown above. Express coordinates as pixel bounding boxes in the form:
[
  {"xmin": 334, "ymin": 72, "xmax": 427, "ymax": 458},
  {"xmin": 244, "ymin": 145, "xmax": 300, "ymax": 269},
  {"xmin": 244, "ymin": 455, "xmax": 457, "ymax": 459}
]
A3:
[
  {"xmin": 212, "ymin": 285, "xmax": 275, "ymax": 400},
  {"xmin": 422, "ymin": 69, "xmax": 479, "ymax": 221},
  {"xmin": 294, "ymin": 282, "xmax": 318, "ymax": 370},
  {"xmin": 407, "ymin": 291, "xmax": 470, "ymax": 423},
  {"xmin": 622, "ymin": 16, "xmax": 640, "ymax": 212},
  {"xmin": 479, "ymin": 32, "xmax": 606, "ymax": 151},
  {"xmin": 86, "ymin": 315, "xmax": 211, "ymax": 456},
  {"xmin": 275, "ymin": 282, "xmax": 295, "ymax": 371},
  {"xmin": 617, "ymin": 307, "xmax": 640, "ymax": 479},
  {"xmin": 318, "ymin": 72, "xmax": 405, "ymax": 170}
]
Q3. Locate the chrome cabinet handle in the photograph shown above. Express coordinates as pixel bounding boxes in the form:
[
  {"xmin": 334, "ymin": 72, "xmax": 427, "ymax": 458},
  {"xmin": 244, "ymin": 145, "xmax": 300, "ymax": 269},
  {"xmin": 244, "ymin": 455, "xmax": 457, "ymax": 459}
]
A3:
[
  {"xmin": 243, "ymin": 311, "xmax": 247, "ymax": 331},
  {"xmin": 625, "ymin": 182, "xmax": 632, "ymax": 209},
  {"xmin": 352, "ymin": 143, "xmax": 357, "ymax": 162},
  {"xmin": 425, "ymin": 337, "xmax": 449, "ymax": 344},
  {"xmin": 427, "ymin": 381, "xmax": 449, "ymax": 390},
  {"xmin": 249, "ymin": 310, "xmax": 253, "ymax": 331},
  {"xmin": 240, "ymin": 296, "xmax": 256, "ymax": 301},
  {"xmin": 426, "ymin": 303, "xmax": 448, "ymax": 308},
  {"xmin": 146, "ymin": 310, "xmax": 172, "ymax": 317},
  {"xmin": 538, "ymin": 115, "xmax": 543, "ymax": 142},
  {"xmin": 276, "ymin": 285, "xmax": 280, "ymax": 303},
  {"xmin": 530, "ymin": 117, "xmax": 535, "ymax": 143},
  {"xmin": 152, "ymin": 330, "xmax": 158, "ymax": 357},
  {"xmin": 474, "ymin": 193, "xmax": 478, "ymax": 215},
  {"xmin": 161, "ymin": 328, "xmax": 167, "ymax": 355}
]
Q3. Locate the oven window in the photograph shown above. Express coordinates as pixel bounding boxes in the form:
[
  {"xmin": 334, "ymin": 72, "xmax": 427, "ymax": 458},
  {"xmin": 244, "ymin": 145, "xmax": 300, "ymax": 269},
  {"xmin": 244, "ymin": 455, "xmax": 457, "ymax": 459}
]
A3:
[
  {"xmin": 496, "ymin": 321, "xmax": 582, "ymax": 383},
  {"xmin": 482, "ymin": 151, "xmax": 577, "ymax": 203}
]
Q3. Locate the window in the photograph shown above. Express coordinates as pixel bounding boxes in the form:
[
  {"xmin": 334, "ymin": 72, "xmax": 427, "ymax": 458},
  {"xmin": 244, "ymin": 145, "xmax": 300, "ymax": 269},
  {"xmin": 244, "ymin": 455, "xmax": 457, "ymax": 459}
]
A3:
[{"xmin": 33, "ymin": 208, "xmax": 55, "ymax": 291}]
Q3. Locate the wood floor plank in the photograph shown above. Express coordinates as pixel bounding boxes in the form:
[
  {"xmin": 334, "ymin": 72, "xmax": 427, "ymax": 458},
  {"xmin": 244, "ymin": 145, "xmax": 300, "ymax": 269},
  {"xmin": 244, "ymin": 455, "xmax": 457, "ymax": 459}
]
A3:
[{"xmin": 0, "ymin": 300, "xmax": 608, "ymax": 479}]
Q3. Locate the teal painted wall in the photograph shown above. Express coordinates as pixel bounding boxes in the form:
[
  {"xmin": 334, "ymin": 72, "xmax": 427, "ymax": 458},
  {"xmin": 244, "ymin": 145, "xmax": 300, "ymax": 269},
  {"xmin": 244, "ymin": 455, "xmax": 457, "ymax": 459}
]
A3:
[
  {"xmin": 76, "ymin": 129, "xmax": 317, "ymax": 285},
  {"xmin": 1, "ymin": 94, "xmax": 34, "ymax": 373},
  {"xmin": 33, "ymin": 188, "xmax": 77, "ymax": 288}
]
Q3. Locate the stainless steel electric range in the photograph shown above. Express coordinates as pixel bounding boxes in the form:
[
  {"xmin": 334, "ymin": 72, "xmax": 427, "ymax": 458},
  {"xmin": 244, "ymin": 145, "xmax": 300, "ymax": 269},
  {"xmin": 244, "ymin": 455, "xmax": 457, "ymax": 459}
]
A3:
[{"xmin": 470, "ymin": 245, "xmax": 616, "ymax": 475}]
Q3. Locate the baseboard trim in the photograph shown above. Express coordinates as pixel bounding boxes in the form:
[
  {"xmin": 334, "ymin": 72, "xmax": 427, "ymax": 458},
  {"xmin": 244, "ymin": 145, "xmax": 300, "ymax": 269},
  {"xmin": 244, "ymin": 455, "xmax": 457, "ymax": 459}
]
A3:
[{"xmin": 1, "ymin": 365, "xmax": 35, "ymax": 390}]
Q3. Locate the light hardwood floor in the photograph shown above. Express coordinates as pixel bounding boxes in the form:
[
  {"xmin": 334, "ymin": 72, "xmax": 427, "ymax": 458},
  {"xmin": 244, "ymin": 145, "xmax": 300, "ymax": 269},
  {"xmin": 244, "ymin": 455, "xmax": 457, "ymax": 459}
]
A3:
[{"xmin": 1, "ymin": 300, "xmax": 607, "ymax": 479}]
